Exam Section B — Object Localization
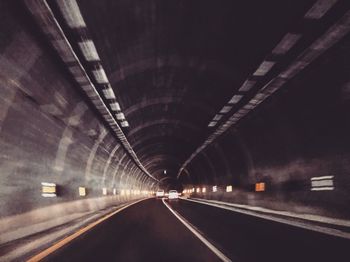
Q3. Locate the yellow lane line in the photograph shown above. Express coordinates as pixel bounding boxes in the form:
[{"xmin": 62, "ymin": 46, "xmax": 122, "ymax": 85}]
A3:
[{"xmin": 27, "ymin": 198, "xmax": 149, "ymax": 262}]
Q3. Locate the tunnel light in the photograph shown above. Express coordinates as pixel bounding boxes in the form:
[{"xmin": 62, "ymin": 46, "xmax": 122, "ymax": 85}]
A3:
[
  {"xmin": 78, "ymin": 40, "xmax": 100, "ymax": 61},
  {"xmin": 196, "ymin": 188, "xmax": 200, "ymax": 193},
  {"xmin": 212, "ymin": 186, "xmax": 217, "ymax": 192},
  {"xmin": 254, "ymin": 93, "xmax": 268, "ymax": 101},
  {"xmin": 213, "ymin": 114, "xmax": 223, "ymax": 121},
  {"xmin": 116, "ymin": 112, "xmax": 125, "ymax": 120},
  {"xmin": 255, "ymin": 182, "xmax": 265, "ymax": 192},
  {"xmin": 311, "ymin": 176, "xmax": 334, "ymax": 191},
  {"xmin": 238, "ymin": 80, "xmax": 256, "ymax": 92},
  {"xmin": 227, "ymin": 117, "xmax": 238, "ymax": 124},
  {"xmin": 79, "ymin": 187, "xmax": 86, "ymax": 196},
  {"xmin": 226, "ymin": 185, "xmax": 232, "ymax": 192},
  {"xmin": 272, "ymin": 33, "xmax": 301, "ymax": 55},
  {"xmin": 41, "ymin": 182, "xmax": 57, "ymax": 197},
  {"xmin": 75, "ymin": 76, "xmax": 88, "ymax": 85},
  {"xmin": 93, "ymin": 68, "xmax": 109, "ymax": 84},
  {"xmin": 68, "ymin": 65, "xmax": 81, "ymax": 75},
  {"xmin": 220, "ymin": 106, "xmax": 232, "ymax": 114},
  {"xmin": 304, "ymin": 0, "xmax": 337, "ymax": 19},
  {"xmin": 121, "ymin": 121, "xmax": 129, "ymax": 127},
  {"xmin": 253, "ymin": 61, "xmax": 275, "ymax": 76},
  {"xmin": 102, "ymin": 87, "xmax": 116, "ymax": 99},
  {"xmin": 202, "ymin": 187, "xmax": 206, "ymax": 193},
  {"xmin": 208, "ymin": 121, "xmax": 217, "ymax": 127},
  {"xmin": 214, "ymin": 130, "xmax": 224, "ymax": 136},
  {"xmin": 280, "ymin": 61, "xmax": 306, "ymax": 79},
  {"xmin": 229, "ymin": 95, "xmax": 243, "ymax": 104},
  {"xmin": 243, "ymin": 103, "xmax": 256, "ymax": 110},
  {"xmin": 311, "ymin": 175, "xmax": 334, "ymax": 181},
  {"xmin": 41, "ymin": 182, "xmax": 56, "ymax": 189},
  {"xmin": 102, "ymin": 187, "xmax": 107, "ymax": 195},
  {"xmin": 113, "ymin": 188, "xmax": 117, "ymax": 195},
  {"xmin": 42, "ymin": 193, "xmax": 57, "ymax": 198},
  {"xmin": 250, "ymin": 98, "xmax": 262, "ymax": 106},
  {"xmin": 311, "ymin": 187, "xmax": 334, "ymax": 191},
  {"xmin": 237, "ymin": 107, "xmax": 250, "ymax": 114},
  {"xmin": 57, "ymin": 0, "xmax": 86, "ymax": 28},
  {"xmin": 121, "ymin": 189, "xmax": 125, "ymax": 196},
  {"xmin": 110, "ymin": 102, "xmax": 121, "ymax": 111},
  {"xmin": 192, "ymin": 188, "xmax": 195, "ymax": 193},
  {"xmin": 126, "ymin": 189, "xmax": 131, "ymax": 195},
  {"xmin": 262, "ymin": 78, "xmax": 287, "ymax": 96}
]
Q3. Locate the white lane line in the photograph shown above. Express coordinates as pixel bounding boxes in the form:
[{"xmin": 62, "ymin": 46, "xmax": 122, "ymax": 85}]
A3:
[
  {"xmin": 162, "ymin": 198, "xmax": 232, "ymax": 262},
  {"xmin": 182, "ymin": 198, "xmax": 350, "ymax": 240},
  {"xmin": 27, "ymin": 198, "xmax": 149, "ymax": 262}
]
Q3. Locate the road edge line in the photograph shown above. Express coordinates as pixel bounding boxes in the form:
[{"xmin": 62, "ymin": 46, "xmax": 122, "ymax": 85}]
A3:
[
  {"xmin": 182, "ymin": 197, "xmax": 350, "ymax": 240},
  {"xmin": 190, "ymin": 197, "xmax": 350, "ymax": 228},
  {"xmin": 162, "ymin": 198, "xmax": 232, "ymax": 262},
  {"xmin": 27, "ymin": 198, "xmax": 149, "ymax": 262}
]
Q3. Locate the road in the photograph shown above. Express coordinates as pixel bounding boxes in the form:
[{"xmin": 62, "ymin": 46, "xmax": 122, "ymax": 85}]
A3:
[
  {"xmin": 36, "ymin": 198, "xmax": 348, "ymax": 262},
  {"xmin": 40, "ymin": 198, "xmax": 220, "ymax": 262}
]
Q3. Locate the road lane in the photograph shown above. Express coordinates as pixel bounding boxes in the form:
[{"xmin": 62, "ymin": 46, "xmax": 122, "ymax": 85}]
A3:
[
  {"xmin": 168, "ymin": 199, "xmax": 350, "ymax": 262},
  {"xmin": 162, "ymin": 198, "xmax": 231, "ymax": 262},
  {"xmin": 40, "ymin": 198, "xmax": 220, "ymax": 262}
]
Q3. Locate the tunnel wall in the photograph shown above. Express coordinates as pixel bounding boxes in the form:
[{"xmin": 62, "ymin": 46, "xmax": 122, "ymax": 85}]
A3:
[
  {"xmin": 182, "ymin": 33, "xmax": 350, "ymax": 219},
  {"xmin": 0, "ymin": 1, "xmax": 150, "ymax": 244}
]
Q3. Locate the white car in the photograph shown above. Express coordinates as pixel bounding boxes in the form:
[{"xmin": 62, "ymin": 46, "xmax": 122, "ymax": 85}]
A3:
[
  {"xmin": 156, "ymin": 190, "xmax": 164, "ymax": 198},
  {"xmin": 168, "ymin": 190, "xmax": 179, "ymax": 200}
]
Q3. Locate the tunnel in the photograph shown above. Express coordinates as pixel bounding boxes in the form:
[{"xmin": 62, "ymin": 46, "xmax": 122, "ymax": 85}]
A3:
[{"xmin": 0, "ymin": 0, "xmax": 350, "ymax": 261}]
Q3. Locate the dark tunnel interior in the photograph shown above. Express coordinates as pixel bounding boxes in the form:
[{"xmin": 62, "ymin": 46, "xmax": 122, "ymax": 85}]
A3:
[{"xmin": 0, "ymin": 0, "xmax": 350, "ymax": 261}]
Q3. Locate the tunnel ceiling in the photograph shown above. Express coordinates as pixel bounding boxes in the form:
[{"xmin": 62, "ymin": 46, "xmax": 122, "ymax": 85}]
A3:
[{"xmin": 24, "ymin": 0, "xmax": 350, "ymax": 182}]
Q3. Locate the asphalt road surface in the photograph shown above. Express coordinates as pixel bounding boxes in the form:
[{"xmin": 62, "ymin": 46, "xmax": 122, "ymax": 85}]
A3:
[
  {"xmin": 42, "ymin": 198, "xmax": 220, "ymax": 262},
  {"xmin": 40, "ymin": 198, "xmax": 349, "ymax": 262},
  {"xmin": 170, "ymin": 199, "xmax": 349, "ymax": 262}
]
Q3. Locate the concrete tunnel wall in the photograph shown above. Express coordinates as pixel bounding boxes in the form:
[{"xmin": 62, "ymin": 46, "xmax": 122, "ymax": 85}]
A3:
[
  {"xmin": 0, "ymin": 1, "xmax": 154, "ymax": 241},
  {"xmin": 180, "ymin": 31, "xmax": 350, "ymax": 218}
]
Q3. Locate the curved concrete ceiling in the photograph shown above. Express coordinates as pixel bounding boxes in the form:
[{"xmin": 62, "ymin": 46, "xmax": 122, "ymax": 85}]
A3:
[{"xmin": 29, "ymin": 0, "xmax": 350, "ymax": 186}]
